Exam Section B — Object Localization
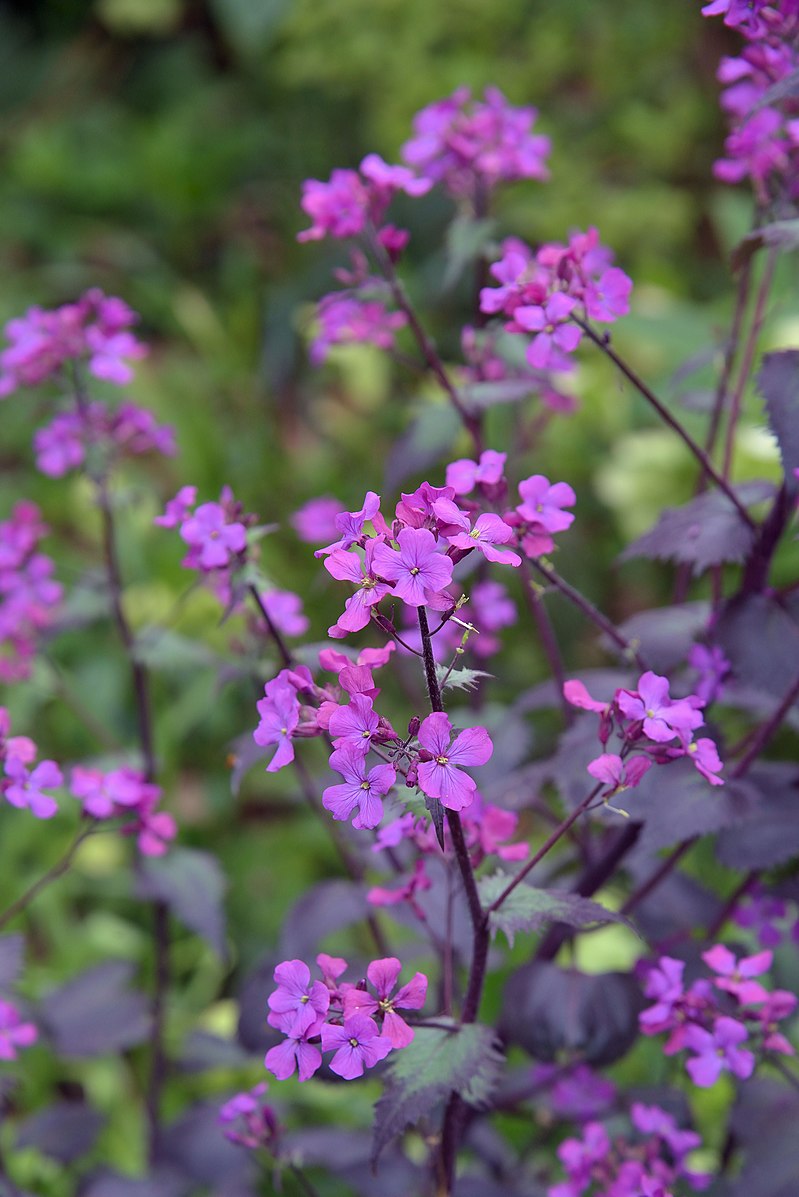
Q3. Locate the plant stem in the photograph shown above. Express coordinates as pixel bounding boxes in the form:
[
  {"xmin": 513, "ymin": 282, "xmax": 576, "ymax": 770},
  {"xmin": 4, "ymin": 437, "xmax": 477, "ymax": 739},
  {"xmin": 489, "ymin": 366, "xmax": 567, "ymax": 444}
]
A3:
[
  {"xmin": 528, "ymin": 558, "xmax": 649, "ymax": 672},
  {"xmin": 248, "ymin": 583, "xmax": 296, "ymax": 670},
  {"xmin": 0, "ymin": 825, "xmax": 96, "ymax": 931},
  {"xmin": 574, "ymin": 316, "xmax": 756, "ymax": 531},
  {"xmin": 485, "ymin": 783, "xmax": 603, "ymax": 917},
  {"xmin": 520, "ymin": 565, "xmax": 572, "ymax": 725},
  {"xmin": 721, "ymin": 250, "xmax": 777, "ymax": 482}
]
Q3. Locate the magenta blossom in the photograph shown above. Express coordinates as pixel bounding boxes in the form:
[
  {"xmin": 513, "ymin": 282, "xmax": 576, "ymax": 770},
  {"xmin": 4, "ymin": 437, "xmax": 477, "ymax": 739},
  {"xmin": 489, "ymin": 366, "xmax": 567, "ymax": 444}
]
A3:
[
  {"xmin": 684, "ymin": 1017, "xmax": 754, "ymax": 1087},
  {"xmin": 3, "ymin": 756, "xmax": 62, "ymax": 819},
  {"xmin": 323, "ymin": 747, "xmax": 396, "ymax": 829},
  {"xmin": 291, "ymin": 496, "xmax": 343, "ymax": 544},
  {"xmin": 254, "ymin": 678, "xmax": 303, "ymax": 773},
  {"xmin": 180, "ymin": 502, "xmax": 247, "ymax": 571},
  {"xmin": 325, "ymin": 540, "xmax": 393, "ymax": 635},
  {"xmin": 0, "ymin": 1000, "xmax": 38, "ymax": 1060},
  {"xmin": 587, "ymin": 752, "xmax": 653, "ymax": 795},
  {"xmin": 328, "ymin": 693, "xmax": 382, "ymax": 755},
  {"xmin": 343, "ymin": 957, "xmax": 428, "ymax": 1048},
  {"xmin": 371, "ymin": 527, "xmax": 454, "ymax": 607},
  {"xmin": 267, "ymin": 959, "xmax": 331, "ymax": 1038},
  {"xmin": 320, "ymin": 1014, "xmax": 392, "ymax": 1079},
  {"xmin": 616, "ymin": 671, "xmax": 704, "ymax": 744},
  {"xmin": 434, "ymin": 500, "xmax": 522, "ymax": 566},
  {"xmin": 416, "ymin": 712, "xmax": 493, "ymax": 812},
  {"xmin": 445, "ymin": 450, "xmax": 507, "ymax": 495},
  {"xmin": 265, "ymin": 1028, "xmax": 323, "ymax": 1083},
  {"xmin": 702, "ymin": 945, "xmax": 772, "ymax": 1004}
]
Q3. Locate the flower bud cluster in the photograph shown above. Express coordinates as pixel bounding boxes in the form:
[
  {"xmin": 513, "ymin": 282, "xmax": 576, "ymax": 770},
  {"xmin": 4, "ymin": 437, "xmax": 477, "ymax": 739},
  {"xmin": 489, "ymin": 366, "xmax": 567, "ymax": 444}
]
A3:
[{"xmin": 0, "ymin": 502, "xmax": 62, "ymax": 682}]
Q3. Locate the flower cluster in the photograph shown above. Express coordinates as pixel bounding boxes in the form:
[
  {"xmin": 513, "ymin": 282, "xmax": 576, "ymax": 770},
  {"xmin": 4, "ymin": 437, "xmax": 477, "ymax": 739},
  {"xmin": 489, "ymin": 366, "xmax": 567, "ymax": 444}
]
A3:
[
  {"xmin": 299, "ymin": 154, "xmax": 431, "ymax": 245},
  {"xmin": 734, "ymin": 880, "xmax": 799, "ymax": 948},
  {"xmin": 33, "ymin": 400, "xmax": 175, "ymax": 478},
  {"xmin": 264, "ymin": 955, "xmax": 427, "ymax": 1082},
  {"xmin": 702, "ymin": 0, "xmax": 799, "ymax": 205},
  {"xmin": 155, "ymin": 485, "xmax": 255, "ymax": 605},
  {"xmin": 480, "ymin": 230, "xmax": 632, "ymax": 371},
  {"xmin": 310, "ymin": 288, "xmax": 407, "ymax": 365},
  {"xmin": 401, "ymin": 86, "xmax": 551, "ymax": 198},
  {"xmin": 639, "ymin": 946, "xmax": 796, "ymax": 1087},
  {"xmin": 218, "ymin": 1083, "xmax": 278, "ymax": 1150},
  {"xmin": 0, "ymin": 289, "xmax": 147, "ymax": 397},
  {"xmin": 1, "ymin": 708, "xmax": 62, "ymax": 820},
  {"xmin": 69, "ymin": 765, "xmax": 176, "ymax": 856},
  {"xmin": 564, "ymin": 669, "xmax": 724, "ymax": 795},
  {"xmin": 0, "ymin": 501, "xmax": 62, "ymax": 681},
  {"xmin": 548, "ymin": 1102, "xmax": 709, "ymax": 1197}
]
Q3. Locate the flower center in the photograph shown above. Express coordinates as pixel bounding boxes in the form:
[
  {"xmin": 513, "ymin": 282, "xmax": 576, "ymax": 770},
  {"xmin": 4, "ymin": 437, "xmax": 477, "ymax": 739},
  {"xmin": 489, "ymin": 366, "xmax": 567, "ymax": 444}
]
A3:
[
  {"xmin": 410, "ymin": 567, "xmax": 420, "ymax": 576},
  {"xmin": 300, "ymin": 994, "xmax": 309, "ymax": 1005},
  {"xmin": 436, "ymin": 755, "xmax": 449, "ymax": 766},
  {"xmin": 469, "ymin": 528, "xmax": 481, "ymax": 540},
  {"xmin": 349, "ymin": 1037, "xmax": 359, "ymax": 1048},
  {"xmin": 360, "ymin": 780, "xmax": 371, "ymax": 790}
]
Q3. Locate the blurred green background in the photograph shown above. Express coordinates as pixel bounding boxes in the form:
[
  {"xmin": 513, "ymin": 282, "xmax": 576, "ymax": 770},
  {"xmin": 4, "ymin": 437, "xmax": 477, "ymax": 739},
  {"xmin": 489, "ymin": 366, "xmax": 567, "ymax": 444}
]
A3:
[{"xmin": 0, "ymin": 2, "xmax": 794, "ymax": 1188}]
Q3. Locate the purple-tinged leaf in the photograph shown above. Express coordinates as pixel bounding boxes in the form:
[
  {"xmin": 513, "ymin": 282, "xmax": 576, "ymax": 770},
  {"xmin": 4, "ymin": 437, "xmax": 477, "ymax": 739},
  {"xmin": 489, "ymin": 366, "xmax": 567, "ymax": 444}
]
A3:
[
  {"xmin": 614, "ymin": 603, "xmax": 710, "ymax": 673},
  {"xmin": 136, "ymin": 848, "xmax": 227, "ymax": 958},
  {"xmin": 627, "ymin": 869, "xmax": 722, "ymax": 945},
  {"xmin": 384, "ymin": 403, "xmax": 461, "ymax": 492},
  {"xmin": 0, "ymin": 935, "xmax": 24, "ymax": 993},
  {"xmin": 631, "ymin": 759, "xmax": 759, "ymax": 854},
  {"xmin": 279, "ymin": 878, "xmax": 367, "ymax": 960},
  {"xmin": 372, "ymin": 1022, "xmax": 502, "ymax": 1164},
  {"xmin": 236, "ymin": 954, "xmax": 280, "ymax": 1054},
  {"xmin": 178, "ymin": 1030, "xmax": 249, "ymax": 1073},
  {"xmin": 717, "ymin": 593, "xmax": 799, "ymax": 697},
  {"xmin": 724, "ymin": 1078, "xmax": 799, "ymax": 1197},
  {"xmin": 619, "ymin": 482, "xmax": 773, "ymax": 575},
  {"xmin": 500, "ymin": 963, "xmax": 643, "ymax": 1066},
  {"xmin": 77, "ymin": 1170, "xmax": 187, "ymax": 1197},
  {"xmin": 715, "ymin": 763, "xmax": 799, "ymax": 870},
  {"xmin": 478, "ymin": 875, "xmax": 632, "ymax": 948},
  {"xmin": 758, "ymin": 350, "xmax": 799, "ymax": 480},
  {"xmin": 443, "ymin": 213, "xmax": 497, "ymax": 290},
  {"xmin": 40, "ymin": 961, "xmax": 150, "ymax": 1058},
  {"xmin": 16, "ymin": 1101, "xmax": 104, "ymax": 1164},
  {"xmin": 160, "ymin": 1101, "xmax": 255, "ymax": 1187}
]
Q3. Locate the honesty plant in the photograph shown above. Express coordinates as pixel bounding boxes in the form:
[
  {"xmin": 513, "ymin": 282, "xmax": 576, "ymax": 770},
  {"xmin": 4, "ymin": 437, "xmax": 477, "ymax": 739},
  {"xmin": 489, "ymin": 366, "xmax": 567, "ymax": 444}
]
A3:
[{"xmin": 0, "ymin": 6, "xmax": 797, "ymax": 1196}]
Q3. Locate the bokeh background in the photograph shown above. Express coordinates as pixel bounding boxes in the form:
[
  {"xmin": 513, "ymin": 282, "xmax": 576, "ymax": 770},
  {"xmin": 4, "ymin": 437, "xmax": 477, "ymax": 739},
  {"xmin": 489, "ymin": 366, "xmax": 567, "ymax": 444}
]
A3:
[{"xmin": 0, "ymin": 1, "xmax": 795, "ymax": 1189}]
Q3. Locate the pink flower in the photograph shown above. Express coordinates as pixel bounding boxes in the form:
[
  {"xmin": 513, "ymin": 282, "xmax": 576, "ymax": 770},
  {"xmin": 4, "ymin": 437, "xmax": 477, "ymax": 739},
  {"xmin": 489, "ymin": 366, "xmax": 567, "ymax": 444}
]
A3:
[
  {"xmin": 702, "ymin": 945, "xmax": 772, "ymax": 1004},
  {"xmin": 586, "ymin": 752, "xmax": 652, "ymax": 793},
  {"xmin": 180, "ymin": 502, "xmax": 247, "ymax": 571},
  {"xmin": 516, "ymin": 475, "xmax": 576, "ymax": 534},
  {"xmin": 257, "ymin": 590, "xmax": 309, "ymax": 639},
  {"xmin": 515, "ymin": 293, "xmax": 582, "ymax": 369},
  {"xmin": 323, "ymin": 747, "xmax": 395, "ymax": 829},
  {"xmin": 434, "ymin": 500, "xmax": 521, "ymax": 566},
  {"xmin": 684, "ymin": 1017, "xmax": 754, "ymax": 1086},
  {"xmin": 69, "ymin": 765, "xmax": 157, "ymax": 819},
  {"xmin": 616, "ymin": 672, "xmax": 704, "ymax": 744},
  {"xmin": 311, "ymin": 292, "xmax": 407, "ymax": 365},
  {"xmin": 371, "ymin": 527, "xmax": 454, "ymax": 607},
  {"xmin": 314, "ymin": 491, "xmax": 383, "ymax": 557},
  {"xmin": 154, "ymin": 486, "xmax": 198, "ymax": 529},
  {"xmin": 320, "ymin": 1014, "xmax": 392, "ymax": 1079},
  {"xmin": 0, "ymin": 1000, "xmax": 38, "ymax": 1060},
  {"xmin": 445, "ymin": 451, "xmax": 506, "ymax": 495},
  {"xmin": 684, "ymin": 737, "xmax": 725, "ymax": 786},
  {"xmin": 325, "ymin": 541, "xmax": 393, "ymax": 634},
  {"xmin": 254, "ymin": 679, "xmax": 302, "ymax": 773},
  {"xmin": 343, "ymin": 957, "xmax": 427, "ymax": 1048},
  {"xmin": 3, "ymin": 756, "xmax": 61, "ymax": 819},
  {"xmin": 291, "ymin": 496, "xmax": 343, "ymax": 544},
  {"xmin": 416, "ymin": 712, "xmax": 493, "ymax": 812},
  {"xmin": 298, "ymin": 170, "xmax": 370, "ymax": 242},
  {"xmin": 328, "ymin": 693, "xmax": 381, "ymax": 755},
  {"xmin": 265, "ymin": 1028, "xmax": 323, "ymax": 1082},
  {"xmin": 267, "ymin": 959, "xmax": 331, "ymax": 1038}
]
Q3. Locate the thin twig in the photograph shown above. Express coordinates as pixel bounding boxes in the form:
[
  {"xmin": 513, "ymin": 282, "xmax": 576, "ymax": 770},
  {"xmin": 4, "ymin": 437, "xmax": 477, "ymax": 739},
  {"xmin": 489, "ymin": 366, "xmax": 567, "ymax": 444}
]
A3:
[{"xmin": 0, "ymin": 825, "xmax": 97, "ymax": 931}]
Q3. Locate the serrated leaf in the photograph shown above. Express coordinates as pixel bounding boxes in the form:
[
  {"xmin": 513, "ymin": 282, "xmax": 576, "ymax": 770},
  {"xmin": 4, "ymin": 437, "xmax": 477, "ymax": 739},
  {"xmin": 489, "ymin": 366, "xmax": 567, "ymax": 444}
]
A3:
[
  {"xmin": 620, "ymin": 482, "xmax": 772, "ymax": 575},
  {"xmin": 478, "ymin": 876, "xmax": 629, "ymax": 947},
  {"xmin": 435, "ymin": 665, "xmax": 493, "ymax": 692},
  {"xmin": 758, "ymin": 350, "xmax": 799, "ymax": 480},
  {"xmin": 136, "ymin": 849, "xmax": 227, "ymax": 957},
  {"xmin": 372, "ymin": 1022, "xmax": 502, "ymax": 1164},
  {"xmin": 717, "ymin": 593, "xmax": 799, "ymax": 696}
]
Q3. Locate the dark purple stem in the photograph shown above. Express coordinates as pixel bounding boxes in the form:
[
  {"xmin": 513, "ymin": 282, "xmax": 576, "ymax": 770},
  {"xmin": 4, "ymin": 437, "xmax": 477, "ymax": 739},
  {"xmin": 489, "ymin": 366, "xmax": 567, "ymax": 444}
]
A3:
[{"xmin": 574, "ymin": 316, "xmax": 756, "ymax": 531}]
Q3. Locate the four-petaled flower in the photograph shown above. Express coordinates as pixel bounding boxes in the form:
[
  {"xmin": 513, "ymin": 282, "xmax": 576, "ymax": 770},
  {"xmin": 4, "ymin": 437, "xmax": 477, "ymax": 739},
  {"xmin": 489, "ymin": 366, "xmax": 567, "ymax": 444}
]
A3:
[
  {"xmin": 343, "ymin": 957, "xmax": 428, "ymax": 1048},
  {"xmin": 267, "ymin": 959, "xmax": 331, "ymax": 1038},
  {"xmin": 320, "ymin": 1014, "xmax": 392, "ymax": 1079},
  {"xmin": 323, "ymin": 747, "xmax": 396, "ymax": 829},
  {"xmin": 371, "ymin": 527, "xmax": 454, "ymax": 607},
  {"xmin": 416, "ymin": 712, "xmax": 493, "ymax": 812}
]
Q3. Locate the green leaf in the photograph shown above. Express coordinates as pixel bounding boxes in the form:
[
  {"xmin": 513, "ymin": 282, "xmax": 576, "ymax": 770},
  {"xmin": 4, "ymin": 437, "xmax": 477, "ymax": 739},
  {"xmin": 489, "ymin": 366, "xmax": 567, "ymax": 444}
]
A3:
[
  {"xmin": 478, "ymin": 875, "xmax": 631, "ymax": 947},
  {"xmin": 435, "ymin": 665, "xmax": 493, "ymax": 693},
  {"xmin": 372, "ymin": 1022, "xmax": 502, "ymax": 1164}
]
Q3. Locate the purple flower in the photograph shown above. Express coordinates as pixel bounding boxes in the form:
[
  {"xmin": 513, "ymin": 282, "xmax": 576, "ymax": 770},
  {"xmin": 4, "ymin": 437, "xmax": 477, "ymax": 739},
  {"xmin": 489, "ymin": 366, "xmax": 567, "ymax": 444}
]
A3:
[
  {"xmin": 180, "ymin": 502, "xmax": 247, "ymax": 571},
  {"xmin": 315, "ymin": 491, "xmax": 383, "ymax": 558},
  {"xmin": 311, "ymin": 292, "xmax": 407, "ymax": 365},
  {"xmin": 684, "ymin": 737, "xmax": 725, "ymax": 786},
  {"xmin": 688, "ymin": 643, "xmax": 731, "ymax": 705},
  {"xmin": 69, "ymin": 765, "xmax": 158, "ymax": 819},
  {"xmin": 253, "ymin": 679, "xmax": 301, "ymax": 773},
  {"xmin": 325, "ymin": 541, "xmax": 393, "ymax": 634},
  {"xmin": 291, "ymin": 496, "xmax": 343, "ymax": 544},
  {"xmin": 267, "ymin": 959, "xmax": 330, "ymax": 1038},
  {"xmin": 516, "ymin": 475, "xmax": 576, "ymax": 534},
  {"xmin": 265, "ymin": 1029, "xmax": 323, "ymax": 1082},
  {"xmin": 154, "ymin": 485, "xmax": 197, "ymax": 529},
  {"xmin": 370, "ymin": 527, "xmax": 454, "ymax": 607},
  {"xmin": 702, "ymin": 944, "xmax": 772, "ymax": 1004},
  {"xmin": 416, "ymin": 712, "xmax": 493, "ymax": 812},
  {"xmin": 445, "ymin": 450, "xmax": 507, "ymax": 495},
  {"xmin": 298, "ymin": 169, "xmax": 370, "ymax": 242},
  {"xmin": 320, "ymin": 1014, "xmax": 392, "ymax": 1079},
  {"xmin": 434, "ymin": 501, "xmax": 522, "ymax": 566},
  {"xmin": 343, "ymin": 957, "xmax": 428, "ymax": 1048},
  {"xmin": 323, "ymin": 746, "xmax": 395, "ymax": 829},
  {"xmin": 3, "ymin": 756, "xmax": 62, "ymax": 819},
  {"xmin": 328, "ymin": 693, "xmax": 381, "ymax": 755},
  {"xmin": 616, "ymin": 671, "xmax": 704, "ymax": 744},
  {"xmin": 515, "ymin": 293, "xmax": 582, "ymax": 369},
  {"xmin": 684, "ymin": 1017, "xmax": 754, "ymax": 1086},
  {"xmin": 0, "ymin": 1000, "xmax": 38, "ymax": 1060},
  {"xmin": 586, "ymin": 752, "xmax": 652, "ymax": 793},
  {"xmin": 257, "ymin": 589, "xmax": 309, "ymax": 639}
]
